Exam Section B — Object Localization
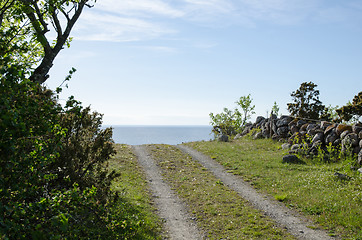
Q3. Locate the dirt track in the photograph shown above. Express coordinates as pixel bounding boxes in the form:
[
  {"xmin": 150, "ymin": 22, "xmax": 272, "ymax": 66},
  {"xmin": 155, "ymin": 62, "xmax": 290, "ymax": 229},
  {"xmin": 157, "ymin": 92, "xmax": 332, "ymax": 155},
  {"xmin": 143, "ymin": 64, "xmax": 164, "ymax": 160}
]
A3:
[
  {"xmin": 133, "ymin": 145, "xmax": 203, "ymax": 240},
  {"xmin": 134, "ymin": 144, "xmax": 335, "ymax": 240}
]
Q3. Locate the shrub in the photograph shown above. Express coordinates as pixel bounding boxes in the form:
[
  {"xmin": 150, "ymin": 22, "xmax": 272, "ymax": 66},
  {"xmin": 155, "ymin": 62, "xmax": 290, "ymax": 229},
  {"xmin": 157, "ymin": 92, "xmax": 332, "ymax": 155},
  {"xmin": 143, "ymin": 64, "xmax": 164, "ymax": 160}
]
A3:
[{"xmin": 0, "ymin": 69, "xmax": 126, "ymax": 239}]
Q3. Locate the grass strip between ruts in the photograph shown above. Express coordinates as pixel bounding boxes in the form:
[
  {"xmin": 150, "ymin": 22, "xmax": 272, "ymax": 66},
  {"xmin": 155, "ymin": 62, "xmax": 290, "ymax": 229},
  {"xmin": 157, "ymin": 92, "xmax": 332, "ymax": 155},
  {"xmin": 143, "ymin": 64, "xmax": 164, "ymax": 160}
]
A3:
[{"xmin": 147, "ymin": 144, "xmax": 295, "ymax": 239}]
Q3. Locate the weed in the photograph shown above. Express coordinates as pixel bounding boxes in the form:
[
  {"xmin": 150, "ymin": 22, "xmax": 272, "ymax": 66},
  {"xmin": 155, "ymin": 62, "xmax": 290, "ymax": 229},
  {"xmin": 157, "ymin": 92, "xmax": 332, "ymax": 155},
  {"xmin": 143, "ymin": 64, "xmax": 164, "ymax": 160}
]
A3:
[{"xmin": 274, "ymin": 194, "xmax": 288, "ymax": 202}]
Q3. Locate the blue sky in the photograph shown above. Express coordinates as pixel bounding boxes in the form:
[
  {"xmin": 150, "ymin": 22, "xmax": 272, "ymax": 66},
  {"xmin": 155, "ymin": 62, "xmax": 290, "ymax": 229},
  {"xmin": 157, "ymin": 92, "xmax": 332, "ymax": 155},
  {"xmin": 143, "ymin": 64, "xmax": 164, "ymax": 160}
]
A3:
[{"xmin": 47, "ymin": 0, "xmax": 362, "ymax": 125}]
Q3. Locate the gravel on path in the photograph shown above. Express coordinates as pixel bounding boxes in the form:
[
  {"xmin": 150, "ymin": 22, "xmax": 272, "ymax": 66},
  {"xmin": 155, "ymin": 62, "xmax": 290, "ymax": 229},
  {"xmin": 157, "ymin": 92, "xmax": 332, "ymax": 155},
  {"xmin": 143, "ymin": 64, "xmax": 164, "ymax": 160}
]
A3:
[
  {"xmin": 177, "ymin": 145, "xmax": 336, "ymax": 240},
  {"xmin": 133, "ymin": 145, "xmax": 203, "ymax": 240}
]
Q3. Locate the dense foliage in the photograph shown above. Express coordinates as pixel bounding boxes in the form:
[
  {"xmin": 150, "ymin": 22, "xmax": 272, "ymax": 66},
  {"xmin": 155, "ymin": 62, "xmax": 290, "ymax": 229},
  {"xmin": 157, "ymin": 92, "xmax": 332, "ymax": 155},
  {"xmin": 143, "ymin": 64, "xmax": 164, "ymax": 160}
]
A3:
[
  {"xmin": 209, "ymin": 94, "xmax": 255, "ymax": 136},
  {"xmin": 1, "ymin": 1, "xmax": 152, "ymax": 239},
  {"xmin": 336, "ymin": 91, "xmax": 362, "ymax": 123},
  {"xmin": 287, "ymin": 82, "xmax": 326, "ymax": 120}
]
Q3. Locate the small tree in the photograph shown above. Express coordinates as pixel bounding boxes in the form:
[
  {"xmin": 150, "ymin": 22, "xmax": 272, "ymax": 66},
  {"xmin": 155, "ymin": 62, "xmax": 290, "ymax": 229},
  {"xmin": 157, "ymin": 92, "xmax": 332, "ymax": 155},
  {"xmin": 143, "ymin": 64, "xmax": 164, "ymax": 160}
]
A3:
[
  {"xmin": 235, "ymin": 94, "xmax": 255, "ymax": 129},
  {"xmin": 209, "ymin": 94, "xmax": 255, "ymax": 136},
  {"xmin": 287, "ymin": 81, "xmax": 325, "ymax": 120},
  {"xmin": 336, "ymin": 91, "xmax": 362, "ymax": 123},
  {"xmin": 271, "ymin": 101, "xmax": 279, "ymax": 116}
]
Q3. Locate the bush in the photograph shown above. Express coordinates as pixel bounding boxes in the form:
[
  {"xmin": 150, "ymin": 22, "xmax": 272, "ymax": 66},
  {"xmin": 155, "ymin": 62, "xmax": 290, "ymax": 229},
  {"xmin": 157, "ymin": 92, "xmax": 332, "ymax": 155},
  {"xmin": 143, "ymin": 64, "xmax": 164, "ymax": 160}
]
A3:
[{"xmin": 0, "ymin": 68, "xmax": 132, "ymax": 239}]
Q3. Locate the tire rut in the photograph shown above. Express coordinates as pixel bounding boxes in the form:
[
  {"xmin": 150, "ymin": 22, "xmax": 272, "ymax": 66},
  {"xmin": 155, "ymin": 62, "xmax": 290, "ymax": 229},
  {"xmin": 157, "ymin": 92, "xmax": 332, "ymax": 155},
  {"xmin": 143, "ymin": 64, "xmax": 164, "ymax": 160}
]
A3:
[
  {"xmin": 177, "ymin": 145, "xmax": 336, "ymax": 240},
  {"xmin": 133, "ymin": 145, "xmax": 203, "ymax": 240}
]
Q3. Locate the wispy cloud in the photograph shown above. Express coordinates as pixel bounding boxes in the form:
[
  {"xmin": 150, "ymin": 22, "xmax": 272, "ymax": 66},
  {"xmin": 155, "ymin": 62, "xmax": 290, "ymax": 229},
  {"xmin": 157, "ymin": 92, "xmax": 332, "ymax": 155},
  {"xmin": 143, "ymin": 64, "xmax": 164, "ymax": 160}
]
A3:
[
  {"xmin": 74, "ymin": 0, "xmax": 362, "ymax": 42},
  {"xmin": 74, "ymin": 11, "xmax": 176, "ymax": 42},
  {"xmin": 96, "ymin": 0, "xmax": 184, "ymax": 18}
]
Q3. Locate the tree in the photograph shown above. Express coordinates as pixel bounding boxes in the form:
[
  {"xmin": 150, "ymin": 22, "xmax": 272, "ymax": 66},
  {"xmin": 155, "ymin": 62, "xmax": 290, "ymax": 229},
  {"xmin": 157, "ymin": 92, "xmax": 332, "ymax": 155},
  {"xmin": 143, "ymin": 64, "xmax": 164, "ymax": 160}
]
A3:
[
  {"xmin": 209, "ymin": 94, "xmax": 255, "ymax": 136},
  {"xmin": 235, "ymin": 94, "xmax": 256, "ymax": 128},
  {"xmin": 1, "ymin": 0, "xmax": 95, "ymax": 84},
  {"xmin": 336, "ymin": 91, "xmax": 362, "ymax": 123},
  {"xmin": 271, "ymin": 101, "xmax": 279, "ymax": 116},
  {"xmin": 287, "ymin": 81, "xmax": 326, "ymax": 120}
]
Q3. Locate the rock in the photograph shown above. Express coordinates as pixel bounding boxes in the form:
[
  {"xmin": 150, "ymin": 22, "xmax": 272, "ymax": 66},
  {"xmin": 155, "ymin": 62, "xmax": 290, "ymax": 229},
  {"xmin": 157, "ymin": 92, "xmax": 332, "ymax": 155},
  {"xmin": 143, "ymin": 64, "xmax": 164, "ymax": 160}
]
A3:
[
  {"xmin": 272, "ymin": 133, "xmax": 279, "ymax": 140},
  {"xmin": 334, "ymin": 172, "xmax": 351, "ymax": 180},
  {"xmin": 359, "ymin": 131, "xmax": 362, "ymax": 139},
  {"xmin": 352, "ymin": 123, "xmax": 362, "ymax": 134},
  {"xmin": 290, "ymin": 125, "xmax": 299, "ymax": 134},
  {"xmin": 321, "ymin": 121, "xmax": 332, "ymax": 129},
  {"xmin": 291, "ymin": 144, "xmax": 302, "ymax": 151},
  {"xmin": 353, "ymin": 146, "xmax": 361, "ymax": 155},
  {"xmin": 289, "ymin": 132, "xmax": 305, "ymax": 144},
  {"xmin": 276, "ymin": 118, "xmax": 290, "ymax": 128},
  {"xmin": 253, "ymin": 132, "xmax": 264, "ymax": 140},
  {"xmin": 325, "ymin": 131, "xmax": 338, "ymax": 145},
  {"xmin": 281, "ymin": 143, "xmax": 291, "ymax": 150},
  {"xmin": 340, "ymin": 130, "xmax": 350, "ymax": 140},
  {"xmin": 234, "ymin": 134, "xmax": 242, "ymax": 140},
  {"xmin": 256, "ymin": 119, "xmax": 266, "ymax": 128},
  {"xmin": 341, "ymin": 134, "xmax": 358, "ymax": 153},
  {"xmin": 358, "ymin": 168, "xmax": 362, "ymax": 174},
  {"xmin": 333, "ymin": 138, "xmax": 341, "ymax": 147},
  {"xmin": 358, "ymin": 150, "xmax": 362, "ymax": 165},
  {"xmin": 360, "ymin": 139, "xmax": 362, "ymax": 148},
  {"xmin": 262, "ymin": 129, "xmax": 270, "ymax": 138},
  {"xmin": 312, "ymin": 132, "xmax": 324, "ymax": 143},
  {"xmin": 255, "ymin": 116, "xmax": 265, "ymax": 125},
  {"xmin": 272, "ymin": 121, "xmax": 278, "ymax": 135},
  {"xmin": 306, "ymin": 124, "xmax": 317, "ymax": 131},
  {"xmin": 347, "ymin": 133, "xmax": 359, "ymax": 147},
  {"xmin": 282, "ymin": 154, "xmax": 305, "ymax": 164},
  {"xmin": 296, "ymin": 120, "xmax": 307, "ymax": 128},
  {"xmin": 277, "ymin": 126, "xmax": 289, "ymax": 138},
  {"xmin": 336, "ymin": 124, "xmax": 352, "ymax": 136},
  {"xmin": 218, "ymin": 134, "xmax": 229, "ymax": 142},
  {"xmin": 307, "ymin": 128, "xmax": 317, "ymax": 136},
  {"xmin": 288, "ymin": 118, "xmax": 298, "ymax": 128},
  {"xmin": 300, "ymin": 123, "xmax": 309, "ymax": 132},
  {"xmin": 324, "ymin": 124, "xmax": 336, "ymax": 135},
  {"xmin": 241, "ymin": 128, "xmax": 250, "ymax": 136}
]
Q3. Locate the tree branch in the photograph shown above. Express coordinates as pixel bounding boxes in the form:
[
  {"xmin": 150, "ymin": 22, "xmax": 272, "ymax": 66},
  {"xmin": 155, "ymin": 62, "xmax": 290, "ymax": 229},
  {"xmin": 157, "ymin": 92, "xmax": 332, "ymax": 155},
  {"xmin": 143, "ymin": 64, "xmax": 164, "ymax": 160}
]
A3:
[
  {"xmin": 31, "ymin": 1, "xmax": 49, "ymax": 34},
  {"xmin": 28, "ymin": 0, "xmax": 90, "ymax": 84}
]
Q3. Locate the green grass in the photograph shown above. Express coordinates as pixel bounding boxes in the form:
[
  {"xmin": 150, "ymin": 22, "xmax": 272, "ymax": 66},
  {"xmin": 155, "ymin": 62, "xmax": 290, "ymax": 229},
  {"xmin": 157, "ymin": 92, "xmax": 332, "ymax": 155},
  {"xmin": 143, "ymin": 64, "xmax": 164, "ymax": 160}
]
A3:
[
  {"xmin": 146, "ymin": 144, "xmax": 295, "ymax": 239},
  {"xmin": 186, "ymin": 138, "xmax": 362, "ymax": 239},
  {"xmin": 107, "ymin": 144, "xmax": 163, "ymax": 240}
]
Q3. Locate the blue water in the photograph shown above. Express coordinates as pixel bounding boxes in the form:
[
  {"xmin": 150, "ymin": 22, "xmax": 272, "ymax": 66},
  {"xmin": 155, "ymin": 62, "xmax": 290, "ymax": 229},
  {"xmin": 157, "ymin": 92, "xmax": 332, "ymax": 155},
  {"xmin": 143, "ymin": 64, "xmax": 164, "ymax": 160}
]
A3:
[{"xmin": 106, "ymin": 125, "xmax": 213, "ymax": 145}]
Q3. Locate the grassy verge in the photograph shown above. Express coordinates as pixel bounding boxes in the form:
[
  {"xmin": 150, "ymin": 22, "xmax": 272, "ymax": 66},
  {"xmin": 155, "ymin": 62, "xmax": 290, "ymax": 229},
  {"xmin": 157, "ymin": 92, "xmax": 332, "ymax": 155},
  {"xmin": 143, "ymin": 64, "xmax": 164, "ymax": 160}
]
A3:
[
  {"xmin": 186, "ymin": 138, "xmax": 362, "ymax": 239},
  {"xmin": 107, "ymin": 144, "xmax": 163, "ymax": 240},
  {"xmin": 146, "ymin": 144, "xmax": 295, "ymax": 239}
]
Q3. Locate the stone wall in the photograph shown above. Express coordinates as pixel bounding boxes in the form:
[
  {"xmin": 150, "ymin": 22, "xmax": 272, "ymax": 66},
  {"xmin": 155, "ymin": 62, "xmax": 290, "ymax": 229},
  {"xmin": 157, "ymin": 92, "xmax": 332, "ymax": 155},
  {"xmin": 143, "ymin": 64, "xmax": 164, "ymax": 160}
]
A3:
[{"xmin": 240, "ymin": 115, "xmax": 362, "ymax": 165}]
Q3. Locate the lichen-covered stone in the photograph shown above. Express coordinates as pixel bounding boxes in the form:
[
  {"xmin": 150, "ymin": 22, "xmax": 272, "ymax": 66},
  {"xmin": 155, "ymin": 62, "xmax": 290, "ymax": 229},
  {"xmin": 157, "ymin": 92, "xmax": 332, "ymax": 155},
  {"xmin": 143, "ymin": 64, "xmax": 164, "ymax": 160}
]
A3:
[
  {"xmin": 276, "ymin": 118, "xmax": 290, "ymax": 128},
  {"xmin": 281, "ymin": 143, "xmax": 291, "ymax": 150},
  {"xmin": 277, "ymin": 126, "xmax": 289, "ymax": 138},
  {"xmin": 255, "ymin": 116, "xmax": 265, "ymax": 125},
  {"xmin": 352, "ymin": 123, "xmax": 362, "ymax": 134},
  {"xmin": 324, "ymin": 124, "xmax": 336, "ymax": 135},
  {"xmin": 312, "ymin": 132, "xmax": 324, "ymax": 143},
  {"xmin": 321, "ymin": 121, "xmax": 332, "ymax": 129},
  {"xmin": 340, "ymin": 130, "xmax": 350, "ymax": 140},
  {"xmin": 336, "ymin": 124, "xmax": 352, "ymax": 136},
  {"xmin": 325, "ymin": 131, "xmax": 338, "ymax": 145},
  {"xmin": 300, "ymin": 123, "xmax": 309, "ymax": 132}
]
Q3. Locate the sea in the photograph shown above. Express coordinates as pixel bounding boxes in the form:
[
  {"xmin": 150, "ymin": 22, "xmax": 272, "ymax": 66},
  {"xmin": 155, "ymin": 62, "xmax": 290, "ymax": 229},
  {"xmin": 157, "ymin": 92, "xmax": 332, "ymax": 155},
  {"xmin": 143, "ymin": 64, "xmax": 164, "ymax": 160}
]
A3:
[{"xmin": 104, "ymin": 125, "xmax": 214, "ymax": 145}]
